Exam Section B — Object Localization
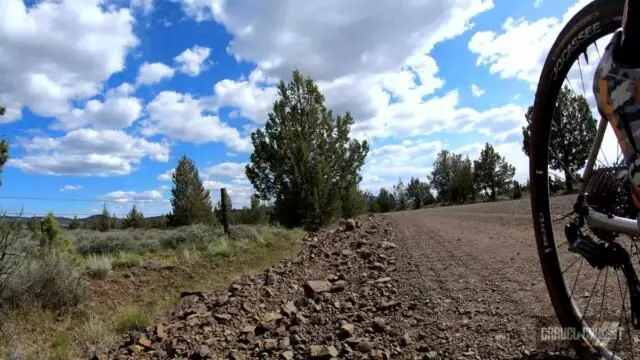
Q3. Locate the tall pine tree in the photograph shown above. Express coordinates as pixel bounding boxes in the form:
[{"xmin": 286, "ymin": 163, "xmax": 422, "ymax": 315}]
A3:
[
  {"xmin": 169, "ymin": 155, "xmax": 214, "ymax": 227},
  {"xmin": 245, "ymin": 70, "xmax": 369, "ymax": 229},
  {"xmin": 473, "ymin": 143, "xmax": 515, "ymax": 200},
  {"xmin": 522, "ymin": 85, "xmax": 596, "ymax": 191},
  {"xmin": 122, "ymin": 205, "xmax": 145, "ymax": 229}
]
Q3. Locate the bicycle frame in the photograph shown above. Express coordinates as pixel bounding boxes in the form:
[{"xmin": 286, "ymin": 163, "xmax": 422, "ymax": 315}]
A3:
[{"xmin": 580, "ymin": 116, "xmax": 640, "ymax": 236}]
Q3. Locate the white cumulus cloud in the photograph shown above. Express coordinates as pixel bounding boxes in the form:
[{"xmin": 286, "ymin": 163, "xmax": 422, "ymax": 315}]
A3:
[
  {"xmin": 145, "ymin": 91, "xmax": 252, "ymax": 152},
  {"xmin": 137, "ymin": 62, "xmax": 175, "ymax": 86},
  {"xmin": 175, "ymin": 45, "xmax": 211, "ymax": 76},
  {"xmin": 0, "ymin": 0, "xmax": 138, "ymax": 122},
  {"xmin": 9, "ymin": 129, "xmax": 169, "ymax": 176}
]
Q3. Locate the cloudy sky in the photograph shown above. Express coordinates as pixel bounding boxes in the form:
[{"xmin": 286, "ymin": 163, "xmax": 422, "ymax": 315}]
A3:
[{"xmin": 0, "ymin": 0, "xmax": 604, "ymax": 217}]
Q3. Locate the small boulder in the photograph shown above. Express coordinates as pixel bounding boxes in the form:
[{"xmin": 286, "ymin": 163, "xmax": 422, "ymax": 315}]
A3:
[
  {"xmin": 304, "ymin": 280, "xmax": 332, "ymax": 297},
  {"xmin": 344, "ymin": 219, "xmax": 356, "ymax": 231}
]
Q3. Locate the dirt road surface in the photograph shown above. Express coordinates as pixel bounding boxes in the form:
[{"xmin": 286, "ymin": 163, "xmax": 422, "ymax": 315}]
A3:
[
  {"xmin": 110, "ymin": 195, "xmax": 633, "ymax": 360},
  {"xmin": 388, "ymin": 196, "xmax": 578, "ymax": 359}
]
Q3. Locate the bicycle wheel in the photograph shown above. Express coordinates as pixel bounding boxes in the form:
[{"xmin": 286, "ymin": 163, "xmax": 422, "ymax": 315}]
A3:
[{"xmin": 530, "ymin": 0, "xmax": 632, "ymax": 359}]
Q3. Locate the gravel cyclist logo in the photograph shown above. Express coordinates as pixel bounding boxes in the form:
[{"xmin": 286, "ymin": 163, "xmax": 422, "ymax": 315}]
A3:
[{"xmin": 535, "ymin": 316, "xmax": 623, "ymax": 347}]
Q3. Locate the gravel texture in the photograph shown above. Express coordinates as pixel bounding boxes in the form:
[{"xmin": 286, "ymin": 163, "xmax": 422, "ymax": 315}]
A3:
[{"xmin": 96, "ymin": 196, "xmax": 595, "ymax": 360}]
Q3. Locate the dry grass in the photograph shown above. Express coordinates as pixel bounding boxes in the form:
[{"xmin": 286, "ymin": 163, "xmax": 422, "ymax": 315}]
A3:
[{"xmin": 1, "ymin": 225, "xmax": 305, "ymax": 359}]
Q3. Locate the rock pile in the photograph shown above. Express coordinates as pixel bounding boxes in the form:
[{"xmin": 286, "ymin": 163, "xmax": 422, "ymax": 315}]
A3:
[{"xmin": 102, "ymin": 215, "xmax": 434, "ymax": 359}]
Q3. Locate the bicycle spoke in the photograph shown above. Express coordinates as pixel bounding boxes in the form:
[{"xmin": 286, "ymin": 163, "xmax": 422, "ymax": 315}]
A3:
[
  {"xmin": 612, "ymin": 270, "xmax": 629, "ymax": 358},
  {"xmin": 580, "ymin": 269, "xmax": 603, "ymax": 323},
  {"xmin": 563, "ymin": 255, "xmax": 583, "ymax": 274},
  {"xmin": 598, "ymin": 269, "xmax": 610, "ymax": 327},
  {"xmin": 570, "ymin": 258, "xmax": 585, "ymax": 299}
]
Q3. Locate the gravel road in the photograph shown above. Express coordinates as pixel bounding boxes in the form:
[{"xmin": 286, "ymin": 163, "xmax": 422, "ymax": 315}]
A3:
[
  {"xmin": 106, "ymin": 195, "xmax": 640, "ymax": 360},
  {"xmin": 388, "ymin": 196, "xmax": 579, "ymax": 359}
]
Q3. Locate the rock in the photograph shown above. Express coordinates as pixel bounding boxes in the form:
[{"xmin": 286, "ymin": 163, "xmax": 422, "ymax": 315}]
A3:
[
  {"xmin": 373, "ymin": 317, "xmax": 386, "ymax": 332},
  {"xmin": 141, "ymin": 259, "xmax": 162, "ymax": 269},
  {"xmin": 137, "ymin": 335, "xmax": 152, "ymax": 348},
  {"xmin": 263, "ymin": 311, "xmax": 283, "ymax": 323},
  {"xmin": 216, "ymin": 294, "xmax": 229, "ymax": 306},
  {"xmin": 339, "ymin": 323, "xmax": 355, "ymax": 339},
  {"xmin": 331, "ymin": 280, "xmax": 346, "ymax": 293},
  {"xmin": 263, "ymin": 339, "xmax": 278, "ymax": 351},
  {"xmin": 375, "ymin": 277, "xmax": 392, "ymax": 284},
  {"xmin": 242, "ymin": 302, "xmax": 254, "ymax": 313},
  {"xmin": 357, "ymin": 340, "xmax": 375, "ymax": 353},
  {"xmin": 198, "ymin": 345, "xmax": 211, "ymax": 358},
  {"xmin": 155, "ymin": 324, "xmax": 167, "ymax": 340},
  {"xmin": 290, "ymin": 334, "xmax": 302, "ymax": 345},
  {"xmin": 282, "ymin": 301, "xmax": 297, "ymax": 316},
  {"xmin": 213, "ymin": 313, "xmax": 232, "ymax": 324},
  {"xmin": 400, "ymin": 333, "xmax": 412, "ymax": 347},
  {"xmin": 381, "ymin": 241, "xmax": 397, "ymax": 249},
  {"xmin": 281, "ymin": 350, "xmax": 294, "ymax": 360},
  {"xmin": 342, "ymin": 249, "xmax": 354, "ymax": 256},
  {"xmin": 241, "ymin": 325, "xmax": 255, "ymax": 333},
  {"xmin": 294, "ymin": 312, "xmax": 308, "ymax": 325},
  {"xmin": 279, "ymin": 338, "xmax": 291, "ymax": 350},
  {"xmin": 424, "ymin": 351, "xmax": 438, "ymax": 359},
  {"xmin": 344, "ymin": 219, "xmax": 356, "ymax": 231},
  {"xmin": 310, "ymin": 345, "xmax": 339, "ymax": 359},
  {"xmin": 304, "ymin": 280, "xmax": 332, "ymax": 297},
  {"xmin": 377, "ymin": 300, "xmax": 400, "ymax": 310},
  {"xmin": 128, "ymin": 344, "xmax": 145, "ymax": 353}
]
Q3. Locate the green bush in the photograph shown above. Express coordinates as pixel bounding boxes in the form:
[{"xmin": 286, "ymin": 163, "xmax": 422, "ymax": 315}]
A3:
[
  {"xmin": 86, "ymin": 255, "xmax": 111, "ymax": 280},
  {"xmin": 40, "ymin": 213, "xmax": 71, "ymax": 253},
  {"xmin": 1, "ymin": 252, "xmax": 86, "ymax": 311},
  {"xmin": 115, "ymin": 305, "xmax": 153, "ymax": 332},
  {"xmin": 204, "ymin": 238, "xmax": 232, "ymax": 259},
  {"xmin": 111, "ymin": 253, "xmax": 142, "ymax": 269},
  {"xmin": 70, "ymin": 225, "xmax": 225, "ymax": 255}
]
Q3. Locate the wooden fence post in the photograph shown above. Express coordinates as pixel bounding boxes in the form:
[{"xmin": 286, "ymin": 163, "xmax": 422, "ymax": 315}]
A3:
[{"xmin": 221, "ymin": 188, "xmax": 230, "ymax": 235}]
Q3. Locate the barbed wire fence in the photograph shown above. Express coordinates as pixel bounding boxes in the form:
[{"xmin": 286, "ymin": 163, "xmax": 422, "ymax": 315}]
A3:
[{"xmin": 0, "ymin": 188, "xmax": 234, "ymax": 223}]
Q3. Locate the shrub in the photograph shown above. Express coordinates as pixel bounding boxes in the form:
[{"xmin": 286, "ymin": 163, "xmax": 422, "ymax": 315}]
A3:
[
  {"xmin": 111, "ymin": 253, "xmax": 141, "ymax": 269},
  {"xmin": 40, "ymin": 213, "xmax": 71, "ymax": 253},
  {"xmin": 229, "ymin": 225, "xmax": 260, "ymax": 243},
  {"xmin": 512, "ymin": 181, "xmax": 522, "ymax": 199},
  {"xmin": 178, "ymin": 248, "xmax": 199, "ymax": 265},
  {"xmin": 115, "ymin": 305, "xmax": 152, "ymax": 332},
  {"xmin": 205, "ymin": 238, "xmax": 232, "ymax": 259},
  {"xmin": 86, "ymin": 255, "xmax": 111, "ymax": 280},
  {"xmin": 1, "ymin": 252, "xmax": 86, "ymax": 311}
]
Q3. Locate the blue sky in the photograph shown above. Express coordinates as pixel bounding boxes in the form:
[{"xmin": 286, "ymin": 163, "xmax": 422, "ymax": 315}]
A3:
[{"xmin": 0, "ymin": 0, "xmax": 594, "ymax": 217}]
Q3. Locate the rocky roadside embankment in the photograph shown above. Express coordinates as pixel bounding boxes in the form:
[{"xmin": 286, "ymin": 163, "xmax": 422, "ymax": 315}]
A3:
[{"xmin": 100, "ymin": 215, "xmax": 441, "ymax": 360}]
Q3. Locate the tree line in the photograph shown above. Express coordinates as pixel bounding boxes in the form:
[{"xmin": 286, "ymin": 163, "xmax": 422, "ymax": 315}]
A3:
[
  {"xmin": 0, "ymin": 77, "xmax": 594, "ymax": 233},
  {"xmin": 362, "ymin": 142, "xmax": 525, "ymax": 214}
]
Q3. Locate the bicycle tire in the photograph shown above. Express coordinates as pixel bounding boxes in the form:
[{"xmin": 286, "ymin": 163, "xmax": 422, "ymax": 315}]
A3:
[{"xmin": 530, "ymin": 0, "xmax": 625, "ymax": 359}]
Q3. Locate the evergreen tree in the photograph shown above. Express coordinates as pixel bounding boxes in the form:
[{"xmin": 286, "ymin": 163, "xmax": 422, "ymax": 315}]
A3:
[
  {"xmin": 393, "ymin": 179, "xmax": 408, "ymax": 211},
  {"xmin": 245, "ymin": 70, "xmax": 368, "ymax": 229},
  {"xmin": 522, "ymin": 85, "xmax": 596, "ymax": 191},
  {"xmin": 247, "ymin": 194, "xmax": 268, "ymax": 224},
  {"xmin": 376, "ymin": 187, "xmax": 395, "ymax": 213},
  {"xmin": 512, "ymin": 181, "xmax": 523, "ymax": 199},
  {"xmin": 406, "ymin": 177, "xmax": 429, "ymax": 209},
  {"xmin": 122, "ymin": 205, "xmax": 145, "ymax": 229},
  {"xmin": 27, "ymin": 216, "xmax": 40, "ymax": 233},
  {"xmin": 68, "ymin": 215, "xmax": 81, "ymax": 230},
  {"xmin": 40, "ymin": 213, "xmax": 71, "ymax": 252},
  {"xmin": 363, "ymin": 191, "xmax": 378, "ymax": 213},
  {"xmin": 169, "ymin": 155, "xmax": 215, "ymax": 227},
  {"xmin": 473, "ymin": 143, "xmax": 515, "ymax": 200},
  {"xmin": 97, "ymin": 204, "xmax": 111, "ymax": 232}
]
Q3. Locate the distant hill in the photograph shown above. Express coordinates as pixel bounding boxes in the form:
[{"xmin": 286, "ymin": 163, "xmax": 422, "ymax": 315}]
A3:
[{"xmin": 0, "ymin": 214, "xmax": 167, "ymax": 225}]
